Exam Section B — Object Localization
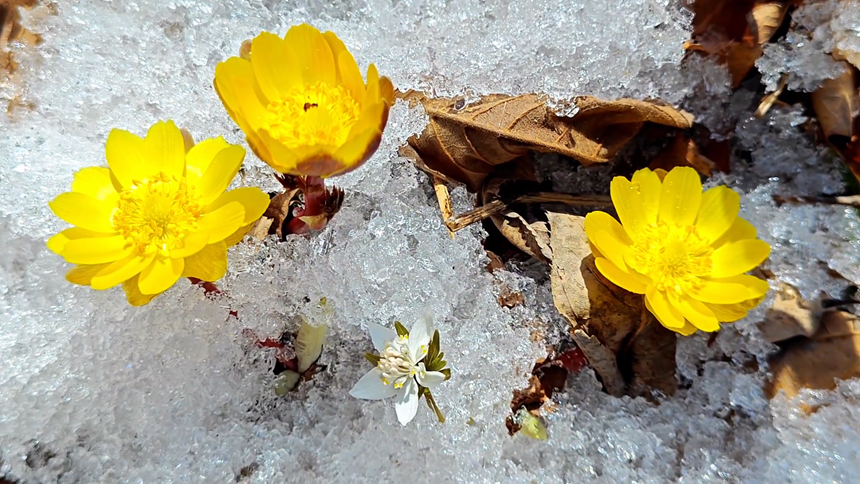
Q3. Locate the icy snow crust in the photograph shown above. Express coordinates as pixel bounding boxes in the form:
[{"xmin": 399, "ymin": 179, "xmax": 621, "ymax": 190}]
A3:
[{"xmin": 1, "ymin": 0, "xmax": 860, "ymax": 482}]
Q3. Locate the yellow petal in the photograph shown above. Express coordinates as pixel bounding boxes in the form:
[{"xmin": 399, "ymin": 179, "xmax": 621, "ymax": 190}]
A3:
[
  {"xmin": 122, "ymin": 274, "xmax": 158, "ymax": 306},
  {"xmin": 711, "ymin": 216, "xmax": 758, "ymax": 249},
  {"xmin": 182, "ymin": 241, "xmax": 228, "ymax": 281},
  {"xmin": 595, "ymin": 257, "xmax": 648, "ymax": 294},
  {"xmin": 214, "ymin": 57, "xmax": 255, "ymax": 127},
  {"xmin": 645, "ymin": 286, "xmax": 686, "ymax": 329},
  {"xmin": 71, "ymin": 167, "xmax": 117, "ymax": 201},
  {"xmin": 186, "ymin": 137, "xmax": 230, "ymax": 183},
  {"xmin": 143, "ymin": 120, "xmax": 186, "ymax": 178},
  {"xmin": 284, "ymin": 24, "xmax": 335, "ymax": 85},
  {"xmin": 199, "ymin": 201, "xmax": 245, "ymax": 243},
  {"xmin": 322, "ymin": 31, "xmax": 348, "ymax": 83},
  {"xmin": 675, "ymin": 322, "xmax": 698, "ymax": 336},
  {"xmin": 207, "ymin": 187, "xmax": 270, "ymax": 225},
  {"xmin": 631, "ymin": 168, "xmax": 661, "ymax": 226},
  {"xmin": 609, "ymin": 168, "xmax": 661, "ymax": 238},
  {"xmin": 695, "ymin": 186, "xmax": 740, "ymax": 243},
  {"xmin": 91, "ymin": 252, "xmax": 156, "ymax": 290},
  {"xmin": 362, "ymin": 63, "xmax": 380, "ymax": 109},
  {"xmin": 690, "ymin": 275, "xmax": 768, "ymax": 304},
  {"xmin": 49, "ymin": 192, "xmax": 117, "ymax": 233},
  {"xmin": 379, "ymin": 76, "xmax": 395, "ymax": 106},
  {"xmin": 705, "ymin": 302, "xmax": 750, "ymax": 322},
  {"xmin": 585, "ymin": 211, "xmax": 632, "ymax": 271},
  {"xmin": 105, "ymin": 128, "xmax": 148, "ymax": 189},
  {"xmin": 336, "ymin": 50, "xmax": 365, "ymax": 104},
  {"xmin": 715, "ymin": 274, "xmax": 770, "ymax": 299},
  {"xmin": 60, "ymin": 235, "xmax": 131, "ymax": 264},
  {"xmin": 138, "ymin": 255, "xmax": 184, "ymax": 295},
  {"xmin": 346, "ymin": 100, "xmax": 386, "ymax": 141},
  {"xmin": 232, "ymin": 74, "xmax": 270, "ymax": 133},
  {"xmin": 331, "ymin": 128, "xmax": 381, "ymax": 176},
  {"xmin": 47, "ymin": 227, "xmax": 114, "ymax": 254},
  {"xmin": 168, "ymin": 229, "xmax": 211, "ymax": 259},
  {"xmin": 670, "ymin": 292, "xmax": 720, "ymax": 332},
  {"xmin": 65, "ymin": 263, "xmax": 110, "ymax": 286},
  {"xmin": 658, "ymin": 166, "xmax": 702, "ymax": 226},
  {"xmin": 224, "ymin": 223, "xmax": 254, "ymax": 247},
  {"xmin": 258, "ymin": 129, "xmax": 300, "ymax": 173},
  {"xmin": 197, "ymin": 145, "xmax": 246, "ymax": 205},
  {"xmin": 653, "ymin": 168, "xmax": 668, "ymax": 182},
  {"xmin": 709, "ymin": 239, "xmax": 771, "ymax": 278},
  {"xmin": 251, "ymin": 32, "xmax": 302, "ymax": 101}
]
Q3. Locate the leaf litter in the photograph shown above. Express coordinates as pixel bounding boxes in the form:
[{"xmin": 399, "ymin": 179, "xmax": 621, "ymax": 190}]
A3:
[{"xmin": 396, "ymin": 0, "xmax": 860, "ymax": 435}]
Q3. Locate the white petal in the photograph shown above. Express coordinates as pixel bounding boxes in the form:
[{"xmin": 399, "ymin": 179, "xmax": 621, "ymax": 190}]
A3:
[
  {"xmin": 349, "ymin": 369, "xmax": 397, "ymax": 400},
  {"xmin": 394, "ymin": 378, "xmax": 420, "ymax": 426},
  {"xmin": 407, "ymin": 316, "xmax": 432, "ymax": 362},
  {"xmin": 416, "ymin": 369, "xmax": 446, "ymax": 388},
  {"xmin": 367, "ymin": 322, "xmax": 398, "ymax": 352}
]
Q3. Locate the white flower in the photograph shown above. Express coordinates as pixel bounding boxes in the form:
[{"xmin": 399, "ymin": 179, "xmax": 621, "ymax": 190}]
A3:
[{"xmin": 349, "ymin": 317, "xmax": 447, "ymax": 425}]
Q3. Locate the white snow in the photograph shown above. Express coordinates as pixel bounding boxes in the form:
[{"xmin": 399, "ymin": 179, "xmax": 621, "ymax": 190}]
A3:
[{"xmin": 1, "ymin": 0, "xmax": 860, "ymax": 482}]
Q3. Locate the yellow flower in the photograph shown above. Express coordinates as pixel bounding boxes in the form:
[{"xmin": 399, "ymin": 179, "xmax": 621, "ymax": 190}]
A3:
[
  {"xmin": 47, "ymin": 120, "xmax": 270, "ymax": 306},
  {"xmin": 584, "ymin": 167, "xmax": 771, "ymax": 335},
  {"xmin": 214, "ymin": 24, "xmax": 395, "ymax": 178}
]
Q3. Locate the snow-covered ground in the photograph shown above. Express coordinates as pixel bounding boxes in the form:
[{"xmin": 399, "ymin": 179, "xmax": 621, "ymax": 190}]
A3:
[{"xmin": 1, "ymin": 0, "xmax": 859, "ymax": 482}]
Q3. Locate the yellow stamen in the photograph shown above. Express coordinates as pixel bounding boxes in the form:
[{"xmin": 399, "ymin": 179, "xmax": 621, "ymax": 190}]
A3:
[
  {"xmin": 262, "ymin": 82, "xmax": 360, "ymax": 149},
  {"xmin": 627, "ymin": 221, "xmax": 713, "ymax": 294},
  {"xmin": 112, "ymin": 172, "xmax": 202, "ymax": 255}
]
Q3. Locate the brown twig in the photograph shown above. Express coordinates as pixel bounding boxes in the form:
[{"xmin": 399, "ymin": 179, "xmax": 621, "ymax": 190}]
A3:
[
  {"xmin": 445, "ymin": 192, "xmax": 612, "ymax": 232},
  {"xmin": 432, "ymin": 175, "xmax": 455, "ymax": 239},
  {"xmin": 755, "ymin": 74, "xmax": 788, "ymax": 118}
]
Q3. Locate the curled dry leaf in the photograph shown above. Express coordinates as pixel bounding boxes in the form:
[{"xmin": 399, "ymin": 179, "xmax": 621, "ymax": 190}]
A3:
[
  {"xmin": 406, "ymin": 93, "xmax": 693, "ymax": 192},
  {"xmin": 1, "ymin": 0, "xmax": 40, "ymax": 74},
  {"xmin": 251, "ymin": 175, "xmax": 344, "ymax": 240},
  {"xmin": 506, "ymin": 346, "xmax": 588, "ymax": 437},
  {"xmin": 686, "ymin": 0, "xmax": 792, "ymax": 88},
  {"xmin": 757, "ymin": 282, "xmax": 820, "ymax": 343},
  {"xmin": 648, "ymin": 134, "xmax": 716, "ymax": 176},
  {"xmin": 750, "ymin": 2, "xmax": 791, "ymax": 46},
  {"xmin": 766, "ymin": 310, "xmax": 860, "ymax": 401},
  {"xmin": 811, "ymin": 64, "xmax": 855, "ymax": 148},
  {"xmin": 480, "ymin": 160, "xmax": 553, "ymax": 262},
  {"xmin": 546, "ymin": 212, "xmax": 677, "ymax": 397}
]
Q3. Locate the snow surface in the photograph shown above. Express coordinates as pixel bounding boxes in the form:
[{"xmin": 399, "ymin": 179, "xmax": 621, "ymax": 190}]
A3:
[{"xmin": 1, "ymin": 0, "xmax": 860, "ymax": 482}]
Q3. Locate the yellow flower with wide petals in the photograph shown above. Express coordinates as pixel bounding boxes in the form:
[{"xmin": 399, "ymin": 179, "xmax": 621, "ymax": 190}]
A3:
[
  {"xmin": 584, "ymin": 167, "xmax": 771, "ymax": 335},
  {"xmin": 214, "ymin": 23, "xmax": 395, "ymax": 178},
  {"xmin": 47, "ymin": 120, "xmax": 270, "ymax": 306}
]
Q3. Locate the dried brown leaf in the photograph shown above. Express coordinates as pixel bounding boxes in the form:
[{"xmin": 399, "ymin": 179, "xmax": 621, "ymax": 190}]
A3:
[
  {"xmin": 247, "ymin": 216, "xmax": 274, "ymax": 240},
  {"xmin": 750, "ymin": 2, "xmax": 790, "ymax": 45},
  {"xmin": 497, "ymin": 285, "xmax": 525, "ymax": 308},
  {"xmin": 691, "ymin": 0, "xmax": 756, "ymax": 41},
  {"xmin": 725, "ymin": 42, "xmax": 764, "ymax": 88},
  {"xmin": 546, "ymin": 212, "xmax": 677, "ymax": 397},
  {"xmin": 480, "ymin": 159, "xmax": 551, "ymax": 262},
  {"xmin": 766, "ymin": 310, "xmax": 860, "ymax": 400},
  {"xmin": 811, "ymin": 64, "xmax": 855, "ymax": 148},
  {"xmin": 625, "ymin": 311, "xmax": 678, "ymax": 398},
  {"xmin": 757, "ymin": 282, "xmax": 820, "ymax": 343},
  {"xmin": 407, "ymin": 94, "xmax": 693, "ymax": 191},
  {"xmin": 687, "ymin": 1, "xmax": 791, "ymax": 88},
  {"xmin": 649, "ymin": 135, "xmax": 715, "ymax": 176}
]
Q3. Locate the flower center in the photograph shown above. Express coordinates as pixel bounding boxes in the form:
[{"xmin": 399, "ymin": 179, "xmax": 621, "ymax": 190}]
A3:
[
  {"xmin": 376, "ymin": 336, "xmax": 417, "ymax": 388},
  {"xmin": 112, "ymin": 172, "xmax": 203, "ymax": 255},
  {"xmin": 627, "ymin": 221, "xmax": 713, "ymax": 293},
  {"xmin": 262, "ymin": 82, "xmax": 361, "ymax": 149}
]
